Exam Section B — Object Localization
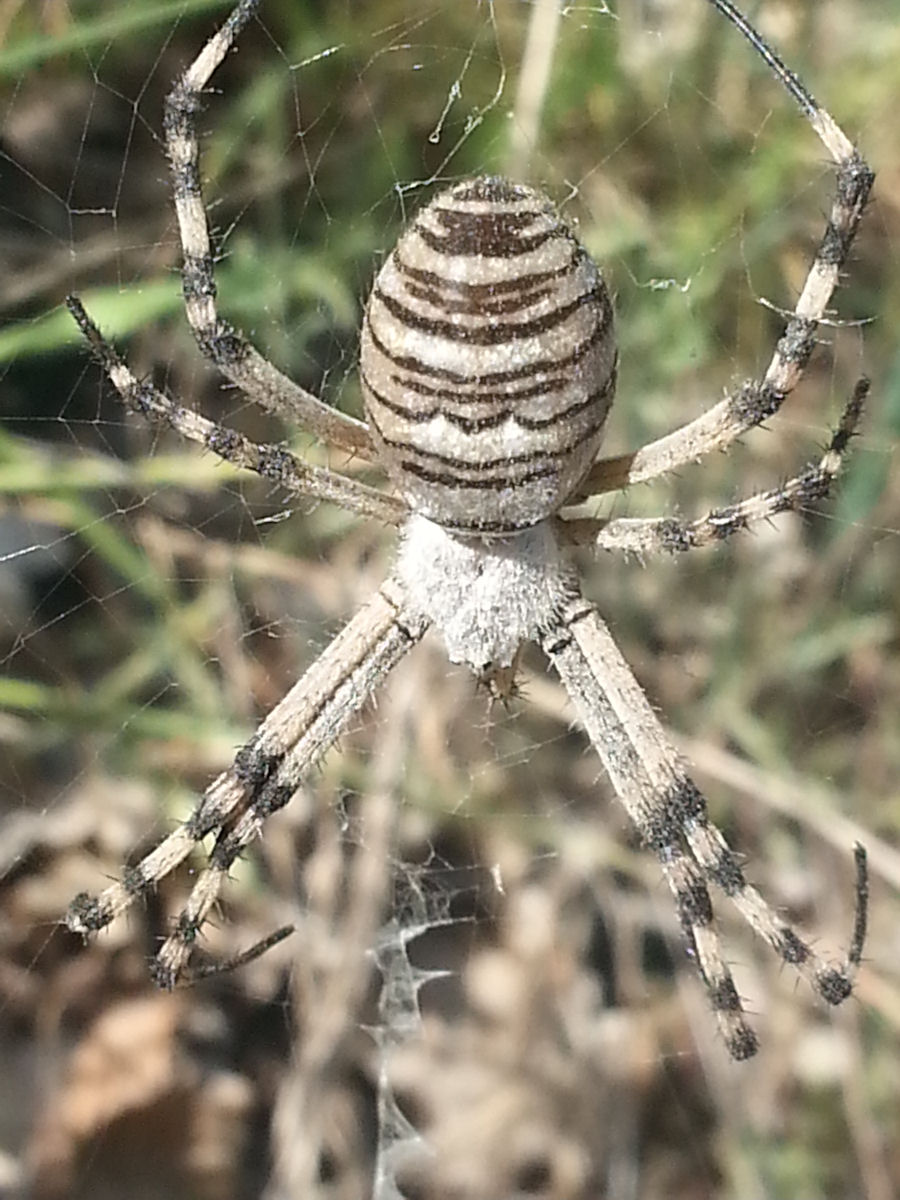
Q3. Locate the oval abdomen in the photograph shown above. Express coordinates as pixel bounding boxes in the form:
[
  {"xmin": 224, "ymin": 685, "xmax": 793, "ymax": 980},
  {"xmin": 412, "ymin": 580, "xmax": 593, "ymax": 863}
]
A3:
[{"xmin": 360, "ymin": 176, "xmax": 616, "ymax": 535}]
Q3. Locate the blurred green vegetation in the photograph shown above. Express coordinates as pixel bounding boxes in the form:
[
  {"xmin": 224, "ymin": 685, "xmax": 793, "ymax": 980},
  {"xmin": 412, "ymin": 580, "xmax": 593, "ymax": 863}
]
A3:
[{"xmin": 1, "ymin": 1, "xmax": 898, "ymax": 1197}]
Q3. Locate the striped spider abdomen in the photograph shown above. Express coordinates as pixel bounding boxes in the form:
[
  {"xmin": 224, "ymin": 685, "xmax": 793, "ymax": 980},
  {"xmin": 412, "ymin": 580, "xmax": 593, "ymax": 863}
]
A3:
[{"xmin": 361, "ymin": 176, "xmax": 617, "ymax": 535}]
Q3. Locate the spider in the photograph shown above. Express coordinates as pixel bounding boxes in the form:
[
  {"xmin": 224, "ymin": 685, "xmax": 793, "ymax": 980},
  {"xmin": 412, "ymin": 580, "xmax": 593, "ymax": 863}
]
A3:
[{"xmin": 64, "ymin": 0, "xmax": 872, "ymax": 1061}]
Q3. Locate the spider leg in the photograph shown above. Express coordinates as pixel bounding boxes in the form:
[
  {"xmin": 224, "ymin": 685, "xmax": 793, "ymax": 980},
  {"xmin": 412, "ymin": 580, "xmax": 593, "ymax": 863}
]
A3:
[
  {"xmin": 541, "ymin": 594, "xmax": 868, "ymax": 1060},
  {"xmin": 563, "ymin": 378, "xmax": 867, "ymax": 556},
  {"xmin": 575, "ymin": 7, "xmax": 873, "ymax": 500},
  {"xmin": 164, "ymin": 0, "xmax": 374, "ymax": 459},
  {"xmin": 66, "ymin": 576, "xmax": 428, "ymax": 985},
  {"xmin": 66, "ymin": 296, "xmax": 407, "ymax": 526}
]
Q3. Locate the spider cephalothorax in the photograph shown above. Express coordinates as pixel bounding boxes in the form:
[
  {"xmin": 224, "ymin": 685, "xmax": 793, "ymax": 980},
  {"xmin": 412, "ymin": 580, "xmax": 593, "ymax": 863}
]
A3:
[{"xmin": 65, "ymin": 0, "xmax": 872, "ymax": 1061}]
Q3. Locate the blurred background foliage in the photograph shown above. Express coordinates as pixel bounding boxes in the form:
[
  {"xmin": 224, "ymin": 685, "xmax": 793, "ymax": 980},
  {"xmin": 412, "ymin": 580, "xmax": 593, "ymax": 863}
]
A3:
[{"xmin": 1, "ymin": 1, "xmax": 899, "ymax": 1198}]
